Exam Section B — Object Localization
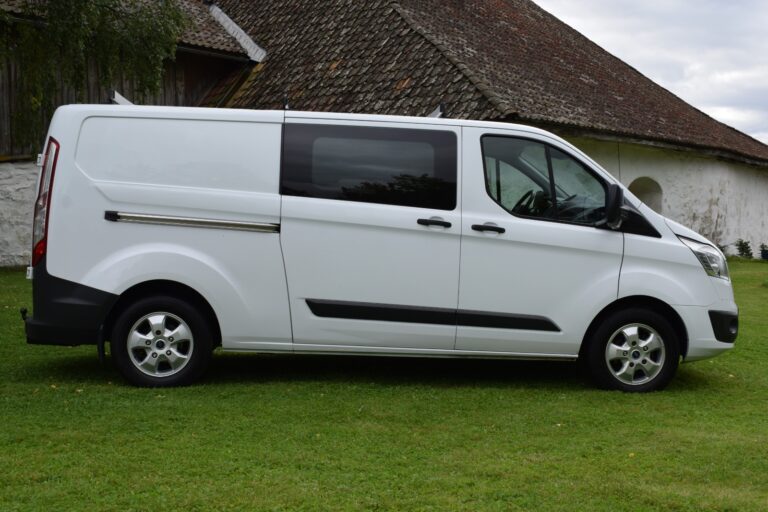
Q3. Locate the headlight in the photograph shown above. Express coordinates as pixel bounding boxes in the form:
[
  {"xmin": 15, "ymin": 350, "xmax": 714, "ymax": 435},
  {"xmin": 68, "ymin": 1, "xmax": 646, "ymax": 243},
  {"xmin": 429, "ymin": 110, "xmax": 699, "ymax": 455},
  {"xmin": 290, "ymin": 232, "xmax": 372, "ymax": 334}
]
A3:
[{"xmin": 678, "ymin": 236, "xmax": 729, "ymax": 280}]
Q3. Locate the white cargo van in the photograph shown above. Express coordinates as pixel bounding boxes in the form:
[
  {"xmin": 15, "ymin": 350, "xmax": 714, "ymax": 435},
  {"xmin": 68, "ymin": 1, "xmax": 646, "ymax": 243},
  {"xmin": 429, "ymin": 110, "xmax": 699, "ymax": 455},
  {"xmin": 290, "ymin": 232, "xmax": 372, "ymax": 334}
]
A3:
[{"xmin": 22, "ymin": 105, "xmax": 738, "ymax": 391}]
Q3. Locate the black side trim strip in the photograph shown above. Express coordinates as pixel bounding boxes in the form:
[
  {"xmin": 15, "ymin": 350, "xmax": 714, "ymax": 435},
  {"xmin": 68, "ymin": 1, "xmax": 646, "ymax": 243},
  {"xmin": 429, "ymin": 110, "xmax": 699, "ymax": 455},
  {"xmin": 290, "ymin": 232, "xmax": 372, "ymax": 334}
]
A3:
[
  {"xmin": 457, "ymin": 310, "xmax": 559, "ymax": 331},
  {"xmin": 307, "ymin": 299, "xmax": 455, "ymax": 325},
  {"xmin": 305, "ymin": 299, "xmax": 560, "ymax": 332}
]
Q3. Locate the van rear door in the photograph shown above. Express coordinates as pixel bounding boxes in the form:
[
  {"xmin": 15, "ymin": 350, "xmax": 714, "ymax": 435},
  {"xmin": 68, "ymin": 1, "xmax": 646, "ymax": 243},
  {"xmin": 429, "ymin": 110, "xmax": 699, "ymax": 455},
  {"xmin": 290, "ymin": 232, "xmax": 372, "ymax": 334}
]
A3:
[{"xmin": 280, "ymin": 118, "xmax": 462, "ymax": 350}]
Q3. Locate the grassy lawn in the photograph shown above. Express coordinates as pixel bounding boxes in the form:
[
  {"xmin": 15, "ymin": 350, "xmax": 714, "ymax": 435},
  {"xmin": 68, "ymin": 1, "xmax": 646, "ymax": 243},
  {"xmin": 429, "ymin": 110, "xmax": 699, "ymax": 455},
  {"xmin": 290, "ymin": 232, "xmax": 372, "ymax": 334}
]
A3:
[{"xmin": 1, "ymin": 261, "xmax": 766, "ymax": 511}]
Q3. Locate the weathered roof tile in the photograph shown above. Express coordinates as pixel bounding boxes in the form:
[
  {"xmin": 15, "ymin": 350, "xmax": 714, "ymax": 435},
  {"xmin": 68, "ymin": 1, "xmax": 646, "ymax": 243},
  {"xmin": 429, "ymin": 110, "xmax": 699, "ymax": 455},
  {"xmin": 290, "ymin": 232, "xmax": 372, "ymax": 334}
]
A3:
[
  {"xmin": 394, "ymin": 0, "xmax": 768, "ymax": 163},
  {"xmin": 177, "ymin": 0, "xmax": 245, "ymax": 56},
  {"xmin": 212, "ymin": 0, "xmax": 768, "ymax": 165},
  {"xmin": 215, "ymin": 0, "xmax": 500, "ymax": 119}
]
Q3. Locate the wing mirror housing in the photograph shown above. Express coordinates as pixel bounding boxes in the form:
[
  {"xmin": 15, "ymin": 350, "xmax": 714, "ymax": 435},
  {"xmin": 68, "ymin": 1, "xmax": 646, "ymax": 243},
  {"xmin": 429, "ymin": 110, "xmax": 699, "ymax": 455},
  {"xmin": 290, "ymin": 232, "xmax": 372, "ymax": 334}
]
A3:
[{"xmin": 605, "ymin": 183, "xmax": 624, "ymax": 230}]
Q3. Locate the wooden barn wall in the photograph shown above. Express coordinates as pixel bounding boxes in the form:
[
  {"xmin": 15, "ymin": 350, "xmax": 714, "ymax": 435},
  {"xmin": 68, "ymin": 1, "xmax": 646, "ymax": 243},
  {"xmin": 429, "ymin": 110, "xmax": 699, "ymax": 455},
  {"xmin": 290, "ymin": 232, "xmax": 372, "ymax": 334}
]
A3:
[{"xmin": 0, "ymin": 50, "xmax": 243, "ymax": 159}]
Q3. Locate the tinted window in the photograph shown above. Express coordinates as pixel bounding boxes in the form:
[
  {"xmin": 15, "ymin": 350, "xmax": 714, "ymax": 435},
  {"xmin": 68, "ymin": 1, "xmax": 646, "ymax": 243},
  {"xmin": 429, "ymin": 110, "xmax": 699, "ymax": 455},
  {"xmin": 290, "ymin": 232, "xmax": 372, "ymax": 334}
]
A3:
[
  {"xmin": 482, "ymin": 136, "xmax": 606, "ymax": 225},
  {"xmin": 282, "ymin": 124, "xmax": 457, "ymax": 210}
]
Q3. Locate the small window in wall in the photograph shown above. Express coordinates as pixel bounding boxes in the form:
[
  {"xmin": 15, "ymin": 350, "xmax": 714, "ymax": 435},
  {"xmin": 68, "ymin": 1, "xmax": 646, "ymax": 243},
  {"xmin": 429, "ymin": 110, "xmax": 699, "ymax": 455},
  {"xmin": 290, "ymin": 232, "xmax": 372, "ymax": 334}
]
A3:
[
  {"xmin": 282, "ymin": 124, "xmax": 457, "ymax": 210},
  {"xmin": 628, "ymin": 177, "xmax": 663, "ymax": 213}
]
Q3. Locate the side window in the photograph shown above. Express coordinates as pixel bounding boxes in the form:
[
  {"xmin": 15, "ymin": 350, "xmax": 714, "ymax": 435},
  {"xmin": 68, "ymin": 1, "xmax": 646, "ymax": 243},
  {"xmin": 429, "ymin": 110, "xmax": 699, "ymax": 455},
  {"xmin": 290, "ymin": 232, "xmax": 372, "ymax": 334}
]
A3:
[
  {"xmin": 481, "ymin": 136, "xmax": 606, "ymax": 225},
  {"xmin": 483, "ymin": 137, "xmax": 551, "ymax": 221},
  {"xmin": 282, "ymin": 124, "xmax": 457, "ymax": 210}
]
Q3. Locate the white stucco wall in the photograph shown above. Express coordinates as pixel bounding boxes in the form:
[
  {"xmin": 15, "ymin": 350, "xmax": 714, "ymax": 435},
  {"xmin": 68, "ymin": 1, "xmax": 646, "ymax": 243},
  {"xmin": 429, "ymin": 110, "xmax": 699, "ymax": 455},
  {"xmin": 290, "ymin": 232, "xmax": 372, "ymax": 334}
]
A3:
[
  {"xmin": 0, "ymin": 161, "xmax": 37, "ymax": 267},
  {"xmin": 569, "ymin": 137, "xmax": 768, "ymax": 256}
]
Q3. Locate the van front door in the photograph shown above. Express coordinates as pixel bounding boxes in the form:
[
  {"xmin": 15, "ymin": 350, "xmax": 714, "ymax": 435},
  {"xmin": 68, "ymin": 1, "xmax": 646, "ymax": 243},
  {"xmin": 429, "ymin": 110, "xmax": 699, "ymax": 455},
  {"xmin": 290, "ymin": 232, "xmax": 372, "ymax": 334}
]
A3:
[
  {"xmin": 280, "ymin": 119, "xmax": 462, "ymax": 351},
  {"xmin": 456, "ymin": 127, "xmax": 623, "ymax": 357}
]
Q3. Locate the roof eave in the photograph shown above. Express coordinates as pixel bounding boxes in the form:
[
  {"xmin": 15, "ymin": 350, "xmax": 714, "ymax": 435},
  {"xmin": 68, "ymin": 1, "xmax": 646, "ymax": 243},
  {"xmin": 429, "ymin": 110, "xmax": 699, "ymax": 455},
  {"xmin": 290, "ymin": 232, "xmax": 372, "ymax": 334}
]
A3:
[
  {"xmin": 176, "ymin": 44, "xmax": 251, "ymax": 63},
  {"xmin": 518, "ymin": 119, "xmax": 768, "ymax": 169}
]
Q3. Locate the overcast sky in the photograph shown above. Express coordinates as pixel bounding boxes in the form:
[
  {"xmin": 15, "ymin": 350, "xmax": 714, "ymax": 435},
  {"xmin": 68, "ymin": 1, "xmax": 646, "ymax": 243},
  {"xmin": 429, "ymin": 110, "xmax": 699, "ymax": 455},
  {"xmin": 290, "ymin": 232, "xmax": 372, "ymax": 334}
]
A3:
[{"xmin": 532, "ymin": 0, "xmax": 768, "ymax": 144}]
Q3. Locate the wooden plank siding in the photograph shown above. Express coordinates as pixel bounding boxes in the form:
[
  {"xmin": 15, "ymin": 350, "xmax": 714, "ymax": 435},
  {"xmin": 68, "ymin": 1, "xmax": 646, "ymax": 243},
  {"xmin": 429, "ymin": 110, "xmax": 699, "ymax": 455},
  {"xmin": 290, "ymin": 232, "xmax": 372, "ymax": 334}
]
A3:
[
  {"xmin": 0, "ymin": 58, "xmax": 11, "ymax": 158},
  {"xmin": 0, "ymin": 50, "xmax": 243, "ymax": 159}
]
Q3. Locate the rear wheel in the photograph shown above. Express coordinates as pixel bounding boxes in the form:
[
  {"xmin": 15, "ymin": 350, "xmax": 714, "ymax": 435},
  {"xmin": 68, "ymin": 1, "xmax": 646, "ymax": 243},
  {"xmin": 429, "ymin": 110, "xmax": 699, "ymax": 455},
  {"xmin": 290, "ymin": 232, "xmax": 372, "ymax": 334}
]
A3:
[
  {"xmin": 584, "ymin": 308, "xmax": 680, "ymax": 392},
  {"xmin": 111, "ymin": 296, "xmax": 213, "ymax": 387}
]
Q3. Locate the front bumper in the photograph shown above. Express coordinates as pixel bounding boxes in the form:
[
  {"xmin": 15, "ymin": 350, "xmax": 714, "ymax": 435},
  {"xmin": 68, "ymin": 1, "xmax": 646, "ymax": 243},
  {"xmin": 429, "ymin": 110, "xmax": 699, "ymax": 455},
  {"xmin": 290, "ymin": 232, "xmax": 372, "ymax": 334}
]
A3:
[
  {"xmin": 675, "ymin": 302, "xmax": 738, "ymax": 362},
  {"xmin": 708, "ymin": 310, "xmax": 738, "ymax": 344}
]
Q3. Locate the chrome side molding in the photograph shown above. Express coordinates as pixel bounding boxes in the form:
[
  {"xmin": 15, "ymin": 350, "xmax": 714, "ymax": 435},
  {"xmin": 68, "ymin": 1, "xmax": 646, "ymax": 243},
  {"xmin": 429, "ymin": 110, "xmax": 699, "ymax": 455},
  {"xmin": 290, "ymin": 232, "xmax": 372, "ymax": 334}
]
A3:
[{"xmin": 104, "ymin": 211, "xmax": 280, "ymax": 233}]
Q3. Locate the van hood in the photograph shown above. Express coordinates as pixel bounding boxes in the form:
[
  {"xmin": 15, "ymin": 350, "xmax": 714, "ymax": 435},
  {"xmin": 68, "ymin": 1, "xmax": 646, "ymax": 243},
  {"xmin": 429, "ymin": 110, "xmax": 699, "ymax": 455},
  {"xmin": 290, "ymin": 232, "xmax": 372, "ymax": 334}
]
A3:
[{"xmin": 663, "ymin": 218, "xmax": 713, "ymax": 246}]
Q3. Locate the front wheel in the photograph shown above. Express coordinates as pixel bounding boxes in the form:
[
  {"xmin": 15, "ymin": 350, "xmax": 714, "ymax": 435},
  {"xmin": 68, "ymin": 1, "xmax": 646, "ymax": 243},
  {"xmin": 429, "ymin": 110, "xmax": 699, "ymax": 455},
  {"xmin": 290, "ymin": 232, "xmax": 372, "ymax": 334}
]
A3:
[
  {"xmin": 583, "ymin": 308, "xmax": 680, "ymax": 392},
  {"xmin": 111, "ymin": 296, "xmax": 213, "ymax": 387}
]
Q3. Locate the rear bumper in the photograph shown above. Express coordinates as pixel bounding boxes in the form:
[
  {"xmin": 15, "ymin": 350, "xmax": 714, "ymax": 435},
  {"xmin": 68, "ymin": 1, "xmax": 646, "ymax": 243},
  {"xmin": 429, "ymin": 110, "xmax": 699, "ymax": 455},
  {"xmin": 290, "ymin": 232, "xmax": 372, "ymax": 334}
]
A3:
[
  {"xmin": 24, "ymin": 256, "xmax": 117, "ymax": 346},
  {"xmin": 25, "ymin": 316, "xmax": 101, "ymax": 346}
]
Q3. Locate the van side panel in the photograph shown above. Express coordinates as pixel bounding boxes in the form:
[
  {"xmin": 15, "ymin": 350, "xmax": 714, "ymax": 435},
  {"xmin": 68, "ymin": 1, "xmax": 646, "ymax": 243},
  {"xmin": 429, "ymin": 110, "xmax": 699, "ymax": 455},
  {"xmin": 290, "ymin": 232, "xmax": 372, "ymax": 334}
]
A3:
[
  {"xmin": 619, "ymin": 234, "xmax": 718, "ymax": 307},
  {"xmin": 46, "ymin": 109, "xmax": 292, "ymax": 348}
]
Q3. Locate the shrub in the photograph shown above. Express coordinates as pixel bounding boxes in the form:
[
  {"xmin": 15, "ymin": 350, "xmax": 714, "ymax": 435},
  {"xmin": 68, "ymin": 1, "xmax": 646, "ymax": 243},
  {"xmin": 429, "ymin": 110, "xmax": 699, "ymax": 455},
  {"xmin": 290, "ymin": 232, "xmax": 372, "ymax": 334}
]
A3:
[{"xmin": 736, "ymin": 239, "xmax": 753, "ymax": 259}]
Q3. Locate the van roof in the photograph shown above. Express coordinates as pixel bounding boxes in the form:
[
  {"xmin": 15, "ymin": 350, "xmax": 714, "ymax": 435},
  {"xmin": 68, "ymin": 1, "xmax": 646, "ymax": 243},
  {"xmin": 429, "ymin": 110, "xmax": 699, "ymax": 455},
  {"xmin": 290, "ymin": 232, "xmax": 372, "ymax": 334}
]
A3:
[
  {"xmin": 284, "ymin": 109, "xmax": 555, "ymax": 136},
  {"xmin": 56, "ymin": 104, "xmax": 555, "ymax": 137}
]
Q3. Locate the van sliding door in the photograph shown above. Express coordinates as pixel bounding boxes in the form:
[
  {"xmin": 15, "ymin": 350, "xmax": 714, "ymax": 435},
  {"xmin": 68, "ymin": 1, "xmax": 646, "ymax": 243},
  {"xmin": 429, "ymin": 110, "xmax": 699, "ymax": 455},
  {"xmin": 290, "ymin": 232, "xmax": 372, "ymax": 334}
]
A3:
[{"xmin": 279, "ymin": 119, "xmax": 462, "ymax": 351}]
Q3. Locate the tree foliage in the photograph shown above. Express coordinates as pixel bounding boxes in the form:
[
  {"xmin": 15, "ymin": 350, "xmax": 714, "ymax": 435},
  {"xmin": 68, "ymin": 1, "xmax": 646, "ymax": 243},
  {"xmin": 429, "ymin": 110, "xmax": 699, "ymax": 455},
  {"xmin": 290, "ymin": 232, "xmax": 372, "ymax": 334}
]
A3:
[{"xmin": 0, "ymin": 0, "xmax": 188, "ymax": 150}]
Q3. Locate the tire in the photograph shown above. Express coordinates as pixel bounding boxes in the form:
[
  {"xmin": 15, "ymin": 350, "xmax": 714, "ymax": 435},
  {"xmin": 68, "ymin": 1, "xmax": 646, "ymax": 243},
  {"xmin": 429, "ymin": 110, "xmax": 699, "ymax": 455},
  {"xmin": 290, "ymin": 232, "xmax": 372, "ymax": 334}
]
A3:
[
  {"xmin": 111, "ymin": 295, "xmax": 213, "ymax": 387},
  {"xmin": 583, "ymin": 308, "xmax": 680, "ymax": 392}
]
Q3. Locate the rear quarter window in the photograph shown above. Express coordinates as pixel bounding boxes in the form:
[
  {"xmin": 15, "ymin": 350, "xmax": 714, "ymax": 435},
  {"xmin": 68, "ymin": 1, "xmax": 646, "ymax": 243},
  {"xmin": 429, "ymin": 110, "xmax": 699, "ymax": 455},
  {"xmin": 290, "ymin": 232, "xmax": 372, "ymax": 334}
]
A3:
[{"xmin": 75, "ymin": 116, "xmax": 281, "ymax": 193}]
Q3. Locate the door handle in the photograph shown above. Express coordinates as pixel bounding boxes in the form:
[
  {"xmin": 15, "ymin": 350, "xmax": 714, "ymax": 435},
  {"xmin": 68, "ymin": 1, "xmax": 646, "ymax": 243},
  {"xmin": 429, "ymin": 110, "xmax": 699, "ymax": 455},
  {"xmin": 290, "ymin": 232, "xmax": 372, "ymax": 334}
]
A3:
[
  {"xmin": 471, "ymin": 223, "xmax": 505, "ymax": 234},
  {"xmin": 417, "ymin": 218, "xmax": 452, "ymax": 228}
]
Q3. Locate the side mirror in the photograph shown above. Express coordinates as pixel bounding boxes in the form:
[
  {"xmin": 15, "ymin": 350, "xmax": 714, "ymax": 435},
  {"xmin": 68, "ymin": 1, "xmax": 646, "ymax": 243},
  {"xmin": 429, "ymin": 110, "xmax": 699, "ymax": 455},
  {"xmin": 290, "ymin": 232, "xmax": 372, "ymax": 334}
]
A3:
[{"xmin": 605, "ymin": 183, "xmax": 624, "ymax": 230}]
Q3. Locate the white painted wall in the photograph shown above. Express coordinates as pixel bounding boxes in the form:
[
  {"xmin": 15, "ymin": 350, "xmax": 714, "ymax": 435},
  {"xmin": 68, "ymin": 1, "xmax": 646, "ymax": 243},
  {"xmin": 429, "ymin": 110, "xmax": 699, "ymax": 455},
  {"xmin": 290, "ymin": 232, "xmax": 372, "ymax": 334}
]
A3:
[
  {"xmin": 0, "ymin": 161, "xmax": 37, "ymax": 267},
  {"xmin": 569, "ymin": 137, "xmax": 768, "ymax": 256}
]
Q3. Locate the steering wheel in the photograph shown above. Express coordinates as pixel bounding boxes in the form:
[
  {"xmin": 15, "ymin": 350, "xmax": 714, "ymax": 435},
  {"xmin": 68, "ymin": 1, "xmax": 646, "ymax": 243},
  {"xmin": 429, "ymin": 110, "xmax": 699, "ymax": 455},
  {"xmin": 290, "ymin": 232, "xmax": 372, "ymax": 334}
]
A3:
[{"xmin": 512, "ymin": 189, "xmax": 534, "ymax": 213}]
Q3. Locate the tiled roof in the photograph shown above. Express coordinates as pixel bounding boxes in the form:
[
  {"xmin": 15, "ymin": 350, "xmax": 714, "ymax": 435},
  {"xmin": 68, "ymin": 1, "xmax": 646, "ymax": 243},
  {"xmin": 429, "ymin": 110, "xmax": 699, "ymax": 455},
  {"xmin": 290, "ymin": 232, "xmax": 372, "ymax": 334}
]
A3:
[
  {"xmin": 213, "ymin": 0, "xmax": 768, "ymax": 166},
  {"xmin": 0, "ymin": 0, "xmax": 246, "ymax": 57},
  {"xmin": 215, "ymin": 0, "xmax": 498, "ymax": 119},
  {"xmin": 397, "ymin": 0, "xmax": 768, "ymax": 164},
  {"xmin": 177, "ymin": 0, "xmax": 245, "ymax": 56}
]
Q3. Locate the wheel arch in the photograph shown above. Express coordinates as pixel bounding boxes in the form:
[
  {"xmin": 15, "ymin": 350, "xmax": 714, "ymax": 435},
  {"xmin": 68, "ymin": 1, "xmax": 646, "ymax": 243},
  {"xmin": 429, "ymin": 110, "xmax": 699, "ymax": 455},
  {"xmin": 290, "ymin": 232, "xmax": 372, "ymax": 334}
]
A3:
[
  {"xmin": 580, "ymin": 295, "xmax": 688, "ymax": 359},
  {"xmin": 103, "ymin": 280, "xmax": 222, "ymax": 347}
]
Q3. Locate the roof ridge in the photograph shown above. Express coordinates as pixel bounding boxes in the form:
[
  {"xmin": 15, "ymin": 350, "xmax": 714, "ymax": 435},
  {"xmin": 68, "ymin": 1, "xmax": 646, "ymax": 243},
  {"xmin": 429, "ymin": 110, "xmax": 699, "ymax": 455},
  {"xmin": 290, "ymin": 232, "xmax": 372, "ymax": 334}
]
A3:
[{"xmin": 390, "ymin": 1, "xmax": 507, "ymax": 118}]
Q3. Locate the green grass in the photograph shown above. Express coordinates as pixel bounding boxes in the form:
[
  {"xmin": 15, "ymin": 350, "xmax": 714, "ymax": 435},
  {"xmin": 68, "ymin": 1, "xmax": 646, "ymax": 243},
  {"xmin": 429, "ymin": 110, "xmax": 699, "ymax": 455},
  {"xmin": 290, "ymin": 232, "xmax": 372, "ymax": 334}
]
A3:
[{"xmin": 1, "ymin": 262, "xmax": 767, "ymax": 511}]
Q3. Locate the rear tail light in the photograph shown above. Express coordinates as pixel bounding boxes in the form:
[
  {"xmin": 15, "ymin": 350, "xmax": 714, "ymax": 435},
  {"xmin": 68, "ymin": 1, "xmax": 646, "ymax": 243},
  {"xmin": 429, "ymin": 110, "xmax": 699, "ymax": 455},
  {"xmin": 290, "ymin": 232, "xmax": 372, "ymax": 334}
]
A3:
[{"xmin": 32, "ymin": 137, "xmax": 60, "ymax": 267}]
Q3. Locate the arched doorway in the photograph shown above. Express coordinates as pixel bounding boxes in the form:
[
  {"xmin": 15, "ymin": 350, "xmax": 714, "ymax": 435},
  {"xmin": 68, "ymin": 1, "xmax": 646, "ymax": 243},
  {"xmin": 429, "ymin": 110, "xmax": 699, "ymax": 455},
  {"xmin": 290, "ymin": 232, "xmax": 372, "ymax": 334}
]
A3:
[{"xmin": 628, "ymin": 177, "xmax": 663, "ymax": 213}]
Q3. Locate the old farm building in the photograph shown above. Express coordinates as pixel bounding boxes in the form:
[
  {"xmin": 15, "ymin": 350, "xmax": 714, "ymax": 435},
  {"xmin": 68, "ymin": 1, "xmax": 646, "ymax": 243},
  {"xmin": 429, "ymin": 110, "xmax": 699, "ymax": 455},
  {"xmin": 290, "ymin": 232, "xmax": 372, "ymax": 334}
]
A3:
[
  {"xmin": 1, "ymin": 0, "xmax": 767, "ymax": 264},
  {"xmin": 0, "ymin": 0, "xmax": 258, "ymax": 265}
]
